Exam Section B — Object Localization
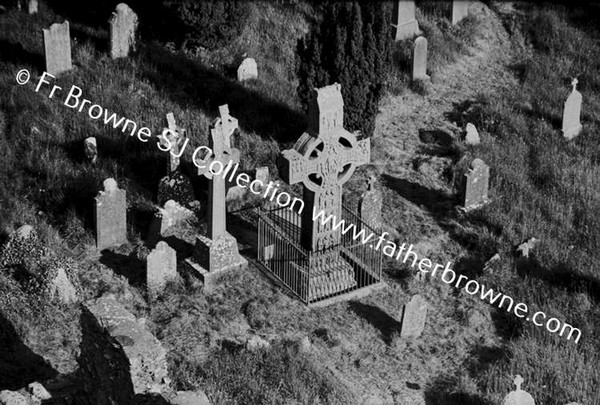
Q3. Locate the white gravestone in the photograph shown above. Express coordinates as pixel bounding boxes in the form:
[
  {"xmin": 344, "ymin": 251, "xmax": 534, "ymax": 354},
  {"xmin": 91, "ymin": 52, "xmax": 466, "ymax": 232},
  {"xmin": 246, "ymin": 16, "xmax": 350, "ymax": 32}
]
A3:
[
  {"xmin": 394, "ymin": 0, "xmax": 419, "ymax": 41},
  {"xmin": 562, "ymin": 78, "xmax": 582, "ymax": 140}
]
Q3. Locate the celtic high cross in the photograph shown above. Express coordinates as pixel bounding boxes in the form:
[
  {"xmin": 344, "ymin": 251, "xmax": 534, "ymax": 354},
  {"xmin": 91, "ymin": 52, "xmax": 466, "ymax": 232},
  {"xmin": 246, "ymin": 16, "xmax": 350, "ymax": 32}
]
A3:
[{"xmin": 281, "ymin": 83, "xmax": 370, "ymax": 252}]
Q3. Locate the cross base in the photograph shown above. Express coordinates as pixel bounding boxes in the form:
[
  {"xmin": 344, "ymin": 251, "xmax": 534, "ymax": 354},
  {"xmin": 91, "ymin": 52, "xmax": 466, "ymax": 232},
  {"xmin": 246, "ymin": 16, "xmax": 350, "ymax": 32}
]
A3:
[
  {"xmin": 184, "ymin": 232, "xmax": 247, "ymax": 290},
  {"xmin": 292, "ymin": 251, "xmax": 357, "ymax": 302}
]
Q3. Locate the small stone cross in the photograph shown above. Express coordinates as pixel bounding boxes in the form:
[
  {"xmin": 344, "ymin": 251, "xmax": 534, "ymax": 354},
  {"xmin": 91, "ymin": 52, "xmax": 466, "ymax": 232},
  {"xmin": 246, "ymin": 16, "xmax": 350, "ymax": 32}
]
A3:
[
  {"xmin": 513, "ymin": 375, "xmax": 524, "ymax": 391},
  {"xmin": 198, "ymin": 105, "xmax": 241, "ymax": 239},
  {"xmin": 571, "ymin": 78, "xmax": 578, "ymax": 92},
  {"xmin": 162, "ymin": 113, "xmax": 187, "ymax": 173}
]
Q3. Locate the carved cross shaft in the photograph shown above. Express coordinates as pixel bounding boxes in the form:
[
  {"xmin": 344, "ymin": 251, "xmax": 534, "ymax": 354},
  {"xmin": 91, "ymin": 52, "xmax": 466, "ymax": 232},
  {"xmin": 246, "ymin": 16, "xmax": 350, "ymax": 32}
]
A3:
[{"xmin": 162, "ymin": 113, "xmax": 187, "ymax": 173}]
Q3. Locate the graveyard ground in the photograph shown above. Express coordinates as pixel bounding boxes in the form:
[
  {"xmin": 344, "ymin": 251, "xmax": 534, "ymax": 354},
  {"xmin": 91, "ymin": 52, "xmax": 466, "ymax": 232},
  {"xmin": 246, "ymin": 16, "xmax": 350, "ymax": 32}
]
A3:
[{"xmin": 0, "ymin": 1, "xmax": 599, "ymax": 404}]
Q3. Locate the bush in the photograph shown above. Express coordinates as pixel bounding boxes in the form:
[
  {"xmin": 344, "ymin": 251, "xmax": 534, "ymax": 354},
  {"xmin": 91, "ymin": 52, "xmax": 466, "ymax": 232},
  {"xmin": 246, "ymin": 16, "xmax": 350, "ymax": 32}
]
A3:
[{"xmin": 172, "ymin": 0, "xmax": 250, "ymax": 50}]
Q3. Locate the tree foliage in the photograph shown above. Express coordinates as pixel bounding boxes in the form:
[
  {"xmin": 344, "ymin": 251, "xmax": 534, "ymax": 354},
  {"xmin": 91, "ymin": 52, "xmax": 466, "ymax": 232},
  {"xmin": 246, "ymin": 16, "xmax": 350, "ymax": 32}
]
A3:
[{"xmin": 297, "ymin": 2, "xmax": 393, "ymax": 137}]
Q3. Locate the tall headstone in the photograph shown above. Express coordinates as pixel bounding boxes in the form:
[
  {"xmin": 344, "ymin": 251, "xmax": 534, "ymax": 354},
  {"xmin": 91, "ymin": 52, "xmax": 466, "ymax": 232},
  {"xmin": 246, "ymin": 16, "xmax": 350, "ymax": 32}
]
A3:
[
  {"xmin": 147, "ymin": 241, "xmax": 177, "ymax": 298},
  {"xmin": 393, "ymin": 0, "xmax": 420, "ymax": 41},
  {"xmin": 412, "ymin": 36, "xmax": 429, "ymax": 82},
  {"xmin": 43, "ymin": 21, "xmax": 72, "ymax": 76},
  {"xmin": 358, "ymin": 174, "xmax": 382, "ymax": 230},
  {"xmin": 237, "ymin": 58, "xmax": 258, "ymax": 81},
  {"xmin": 400, "ymin": 294, "xmax": 428, "ymax": 338},
  {"xmin": 562, "ymin": 78, "xmax": 582, "ymax": 140},
  {"xmin": 28, "ymin": 0, "xmax": 37, "ymax": 14},
  {"xmin": 452, "ymin": 1, "xmax": 470, "ymax": 25},
  {"xmin": 109, "ymin": 3, "xmax": 138, "ymax": 59},
  {"xmin": 460, "ymin": 158, "xmax": 491, "ymax": 211},
  {"xmin": 95, "ymin": 178, "xmax": 127, "ymax": 250},
  {"xmin": 281, "ymin": 83, "xmax": 370, "ymax": 252},
  {"xmin": 502, "ymin": 375, "xmax": 535, "ymax": 405},
  {"xmin": 185, "ymin": 105, "xmax": 247, "ymax": 286}
]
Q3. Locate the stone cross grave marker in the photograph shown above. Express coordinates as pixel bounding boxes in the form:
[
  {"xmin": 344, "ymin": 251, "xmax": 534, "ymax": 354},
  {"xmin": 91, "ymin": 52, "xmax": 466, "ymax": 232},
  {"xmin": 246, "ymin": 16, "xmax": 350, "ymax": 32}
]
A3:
[
  {"xmin": 43, "ymin": 21, "xmax": 72, "ymax": 76},
  {"xmin": 237, "ymin": 57, "xmax": 258, "ymax": 81},
  {"xmin": 452, "ymin": 0, "xmax": 470, "ymax": 25},
  {"xmin": 95, "ymin": 178, "xmax": 127, "ymax": 250},
  {"xmin": 84, "ymin": 136, "xmax": 98, "ymax": 164},
  {"xmin": 359, "ymin": 174, "xmax": 382, "ymax": 230},
  {"xmin": 562, "ymin": 78, "xmax": 583, "ymax": 140},
  {"xmin": 161, "ymin": 112, "xmax": 187, "ymax": 173},
  {"xmin": 461, "ymin": 158, "xmax": 490, "ymax": 211},
  {"xmin": 198, "ymin": 105, "xmax": 240, "ymax": 240},
  {"xmin": 28, "ymin": 0, "xmax": 38, "ymax": 14},
  {"xmin": 412, "ymin": 36, "xmax": 429, "ymax": 82},
  {"xmin": 109, "ymin": 3, "xmax": 138, "ymax": 59},
  {"xmin": 280, "ymin": 83, "xmax": 370, "ymax": 251},
  {"xmin": 186, "ymin": 105, "xmax": 247, "ymax": 280},
  {"xmin": 502, "ymin": 375, "xmax": 535, "ymax": 405},
  {"xmin": 400, "ymin": 294, "xmax": 428, "ymax": 338},
  {"xmin": 394, "ymin": 0, "xmax": 420, "ymax": 41},
  {"xmin": 147, "ymin": 241, "xmax": 177, "ymax": 298}
]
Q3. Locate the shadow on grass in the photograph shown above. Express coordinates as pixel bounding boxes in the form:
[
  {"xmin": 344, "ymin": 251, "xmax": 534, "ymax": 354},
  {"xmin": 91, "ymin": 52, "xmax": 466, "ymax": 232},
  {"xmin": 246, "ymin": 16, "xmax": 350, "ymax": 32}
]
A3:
[
  {"xmin": 137, "ymin": 44, "xmax": 307, "ymax": 143},
  {"xmin": 99, "ymin": 249, "xmax": 145, "ymax": 289},
  {"xmin": 0, "ymin": 312, "xmax": 58, "ymax": 391},
  {"xmin": 347, "ymin": 301, "xmax": 400, "ymax": 346},
  {"xmin": 0, "ymin": 39, "xmax": 44, "ymax": 70}
]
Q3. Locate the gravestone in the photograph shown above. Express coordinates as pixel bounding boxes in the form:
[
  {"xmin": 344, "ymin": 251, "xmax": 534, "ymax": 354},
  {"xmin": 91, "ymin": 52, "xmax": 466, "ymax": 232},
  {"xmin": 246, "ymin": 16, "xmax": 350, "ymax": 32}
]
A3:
[
  {"xmin": 516, "ymin": 237, "xmax": 539, "ymax": 259},
  {"xmin": 161, "ymin": 112, "xmax": 188, "ymax": 173},
  {"xmin": 465, "ymin": 123, "xmax": 480, "ymax": 145},
  {"xmin": 48, "ymin": 266, "xmax": 79, "ymax": 304},
  {"xmin": 562, "ymin": 78, "xmax": 582, "ymax": 140},
  {"xmin": 393, "ymin": 0, "xmax": 419, "ymax": 41},
  {"xmin": 28, "ymin": 0, "xmax": 37, "ymax": 14},
  {"xmin": 94, "ymin": 178, "xmax": 127, "ymax": 250},
  {"xmin": 358, "ymin": 174, "xmax": 382, "ymax": 230},
  {"xmin": 502, "ymin": 375, "xmax": 535, "ymax": 405},
  {"xmin": 109, "ymin": 3, "xmax": 138, "ymax": 59},
  {"xmin": 280, "ymin": 83, "xmax": 370, "ymax": 300},
  {"xmin": 400, "ymin": 294, "xmax": 428, "ymax": 338},
  {"xmin": 146, "ymin": 199, "xmax": 194, "ymax": 247},
  {"xmin": 237, "ymin": 58, "xmax": 258, "ymax": 81},
  {"xmin": 147, "ymin": 241, "xmax": 177, "ymax": 298},
  {"xmin": 79, "ymin": 297, "xmax": 170, "ymax": 403},
  {"xmin": 255, "ymin": 166, "xmax": 269, "ymax": 185},
  {"xmin": 412, "ymin": 36, "xmax": 429, "ymax": 82},
  {"xmin": 84, "ymin": 137, "xmax": 98, "ymax": 164},
  {"xmin": 460, "ymin": 158, "xmax": 491, "ymax": 211},
  {"xmin": 185, "ymin": 105, "xmax": 247, "ymax": 287},
  {"xmin": 452, "ymin": 0, "xmax": 470, "ymax": 25},
  {"xmin": 43, "ymin": 21, "xmax": 72, "ymax": 76}
]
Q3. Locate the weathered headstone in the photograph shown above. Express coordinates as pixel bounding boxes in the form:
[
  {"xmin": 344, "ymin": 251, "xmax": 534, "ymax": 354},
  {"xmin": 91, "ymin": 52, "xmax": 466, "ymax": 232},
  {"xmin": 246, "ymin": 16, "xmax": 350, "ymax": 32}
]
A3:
[
  {"xmin": 237, "ymin": 57, "xmax": 258, "ymax": 81},
  {"xmin": 109, "ymin": 3, "xmax": 138, "ymax": 59},
  {"xmin": 452, "ymin": 0, "xmax": 470, "ymax": 25},
  {"xmin": 400, "ymin": 294, "xmax": 428, "ymax": 338},
  {"xmin": 146, "ymin": 199, "xmax": 195, "ymax": 246},
  {"xmin": 48, "ymin": 266, "xmax": 79, "ymax": 304},
  {"xmin": 502, "ymin": 375, "xmax": 535, "ymax": 405},
  {"xmin": 84, "ymin": 137, "xmax": 98, "ymax": 164},
  {"xmin": 147, "ymin": 241, "xmax": 177, "ymax": 298},
  {"xmin": 43, "ymin": 21, "xmax": 72, "ymax": 76},
  {"xmin": 255, "ymin": 166, "xmax": 269, "ymax": 185},
  {"xmin": 79, "ymin": 297, "xmax": 170, "ymax": 403},
  {"xmin": 465, "ymin": 123, "xmax": 480, "ymax": 145},
  {"xmin": 562, "ymin": 78, "xmax": 582, "ymax": 140},
  {"xmin": 161, "ymin": 113, "xmax": 188, "ymax": 173},
  {"xmin": 185, "ymin": 105, "xmax": 247, "ymax": 286},
  {"xmin": 412, "ymin": 36, "xmax": 429, "ymax": 82},
  {"xmin": 460, "ymin": 158, "xmax": 491, "ymax": 211},
  {"xmin": 28, "ymin": 0, "xmax": 37, "ymax": 14},
  {"xmin": 394, "ymin": 0, "xmax": 420, "ymax": 41},
  {"xmin": 280, "ymin": 83, "xmax": 370, "ymax": 300},
  {"xmin": 358, "ymin": 174, "xmax": 382, "ymax": 230},
  {"xmin": 94, "ymin": 178, "xmax": 127, "ymax": 250}
]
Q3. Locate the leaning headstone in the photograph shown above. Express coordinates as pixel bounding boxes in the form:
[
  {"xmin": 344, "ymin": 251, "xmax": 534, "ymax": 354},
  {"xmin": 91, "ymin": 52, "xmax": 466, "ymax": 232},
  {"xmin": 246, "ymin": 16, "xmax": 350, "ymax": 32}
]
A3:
[
  {"xmin": 465, "ymin": 123, "xmax": 480, "ymax": 145},
  {"xmin": 84, "ymin": 137, "xmax": 98, "ymax": 164},
  {"xmin": 412, "ymin": 36, "xmax": 429, "ymax": 82},
  {"xmin": 358, "ymin": 174, "xmax": 382, "ymax": 230},
  {"xmin": 94, "ymin": 178, "xmax": 127, "ymax": 250},
  {"xmin": 147, "ymin": 241, "xmax": 177, "ymax": 298},
  {"xmin": 502, "ymin": 375, "xmax": 535, "ymax": 405},
  {"xmin": 452, "ymin": 0, "xmax": 470, "ymax": 25},
  {"xmin": 562, "ymin": 78, "xmax": 582, "ymax": 140},
  {"xmin": 400, "ymin": 294, "xmax": 428, "ymax": 338},
  {"xmin": 43, "ymin": 21, "xmax": 72, "ymax": 76},
  {"xmin": 237, "ymin": 58, "xmax": 258, "ymax": 81},
  {"xmin": 109, "ymin": 3, "xmax": 138, "ymax": 59},
  {"xmin": 460, "ymin": 158, "xmax": 491, "ymax": 211},
  {"xmin": 79, "ymin": 297, "xmax": 170, "ymax": 403},
  {"xmin": 28, "ymin": 0, "xmax": 37, "ymax": 14},
  {"xmin": 393, "ymin": 0, "xmax": 419, "ymax": 41}
]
